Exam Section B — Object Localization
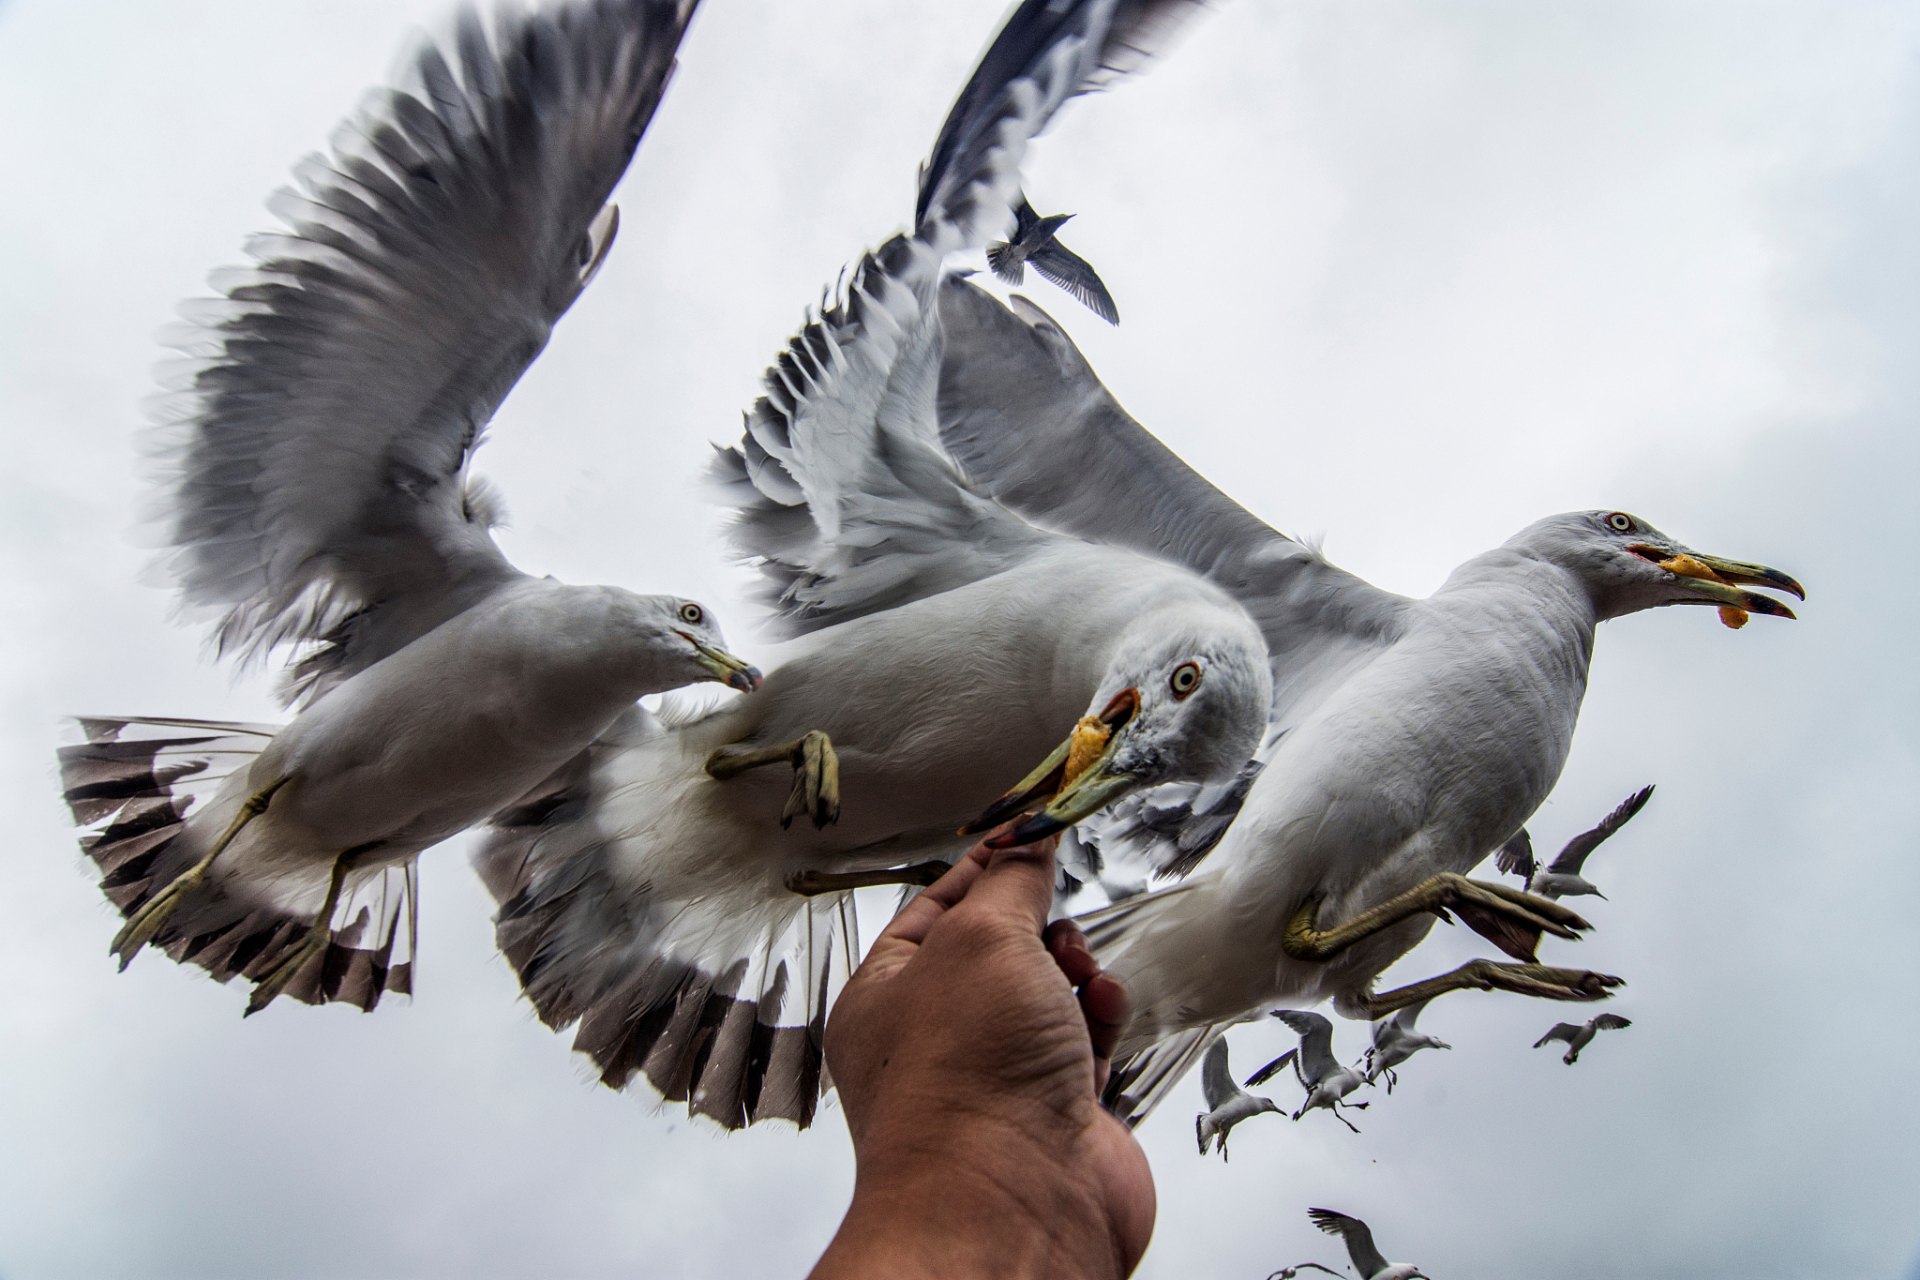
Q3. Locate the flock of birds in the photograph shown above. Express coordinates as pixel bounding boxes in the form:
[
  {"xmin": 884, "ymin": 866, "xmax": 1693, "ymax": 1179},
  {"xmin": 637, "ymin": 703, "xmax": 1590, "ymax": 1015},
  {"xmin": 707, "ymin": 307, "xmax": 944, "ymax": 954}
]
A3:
[{"xmin": 53, "ymin": 0, "xmax": 1806, "ymax": 1270}]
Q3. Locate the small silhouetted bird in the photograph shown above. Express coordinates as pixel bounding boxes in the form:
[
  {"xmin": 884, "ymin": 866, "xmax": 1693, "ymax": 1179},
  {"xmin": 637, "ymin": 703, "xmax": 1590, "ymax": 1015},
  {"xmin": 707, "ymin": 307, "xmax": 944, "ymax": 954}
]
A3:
[
  {"xmin": 1497, "ymin": 785, "xmax": 1655, "ymax": 900},
  {"xmin": 1534, "ymin": 1013, "xmax": 1632, "ymax": 1064},
  {"xmin": 987, "ymin": 197, "xmax": 1120, "ymax": 324}
]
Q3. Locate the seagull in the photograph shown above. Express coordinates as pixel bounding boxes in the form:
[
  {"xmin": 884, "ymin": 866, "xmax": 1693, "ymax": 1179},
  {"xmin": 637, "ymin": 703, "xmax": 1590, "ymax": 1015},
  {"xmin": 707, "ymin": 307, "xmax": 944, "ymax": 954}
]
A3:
[
  {"xmin": 1362, "ymin": 997, "xmax": 1451, "ymax": 1092},
  {"xmin": 1534, "ymin": 1013, "xmax": 1632, "ymax": 1064},
  {"xmin": 52, "ymin": 0, "xmax": 740, "ymax": 1016},
  {"xmin": 1497, "ymin": 786, "xmax": 1655, "ymax": 900},
  {"xmin": 471, "ymin": 0, "xmax": 1238, "ymax": 1130},
  {"xmin": 1194, "ymin": 1036, "xmax": 1282, "ymax": 1159},
  {"xmin": 929, "ymin": 259, "xmax": 1804, "ymax": 1127},
  {"xmin": 1250, "ymin": 1010, "xmax": 1370, "ymax": 1132},
  {"xmin": 1264, "ymin": 1267, "xmax": 1343, "ymax": 1279},
  {"xmin": 1308, "ymin": 1209, "xmax": 1429, "ymax": 1280},
  {"xmin": 986, "ymin": 196, "xmax": 1120, "ymax": 324}
]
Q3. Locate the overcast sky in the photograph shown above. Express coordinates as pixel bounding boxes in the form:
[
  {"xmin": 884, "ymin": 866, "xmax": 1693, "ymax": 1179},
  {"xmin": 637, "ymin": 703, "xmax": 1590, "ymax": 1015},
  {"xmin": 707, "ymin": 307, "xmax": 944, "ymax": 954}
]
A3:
[{"xmin": 2, "ymin": 1, "xmax": 1917, "ymax": 1277}]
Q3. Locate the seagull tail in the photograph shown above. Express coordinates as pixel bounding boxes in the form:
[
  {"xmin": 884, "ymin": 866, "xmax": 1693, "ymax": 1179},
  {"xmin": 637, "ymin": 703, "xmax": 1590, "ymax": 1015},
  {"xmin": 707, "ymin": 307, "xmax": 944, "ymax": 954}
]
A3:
[
  {"xmin": 56, "ymin": 716, "xmax": 416, "ymax": 1009},
  {"xmin": 1103, "ymin": 1023, "xmax": 1222, "ymax": 1129},
  {"xmin": 475, "ymin": 715, "xmax": 858, "ymax": 1131}
]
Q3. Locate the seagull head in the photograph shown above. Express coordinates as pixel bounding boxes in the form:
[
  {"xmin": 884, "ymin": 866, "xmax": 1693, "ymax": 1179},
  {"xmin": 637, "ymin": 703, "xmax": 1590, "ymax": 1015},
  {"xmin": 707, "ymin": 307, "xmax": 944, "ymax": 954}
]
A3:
[
  {"xmin": 1518, "ymin": 510, "xmax": 1804, "ymax": 627},
  {"xmin": 619, "ymin": 593, "xmax": 761, "ymax": 693},
  {"xmin": 961, "ymin": 603, "xmax": 1271, "ymax": 847}
]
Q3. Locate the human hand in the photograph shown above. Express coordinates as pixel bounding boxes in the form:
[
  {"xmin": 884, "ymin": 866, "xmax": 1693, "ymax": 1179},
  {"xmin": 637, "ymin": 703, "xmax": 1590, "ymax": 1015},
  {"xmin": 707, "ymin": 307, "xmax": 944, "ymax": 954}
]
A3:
[{"xmin": 808, "ymin": 837, "xmax": 1155, "ymax": 1280}]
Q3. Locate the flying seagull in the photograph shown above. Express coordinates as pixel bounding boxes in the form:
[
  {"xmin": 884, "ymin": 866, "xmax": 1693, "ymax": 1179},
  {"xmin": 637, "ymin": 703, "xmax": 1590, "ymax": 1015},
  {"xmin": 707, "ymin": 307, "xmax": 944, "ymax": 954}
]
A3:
[
  {"xmin": 1250, "ymin": 1010, "xmax": 1370, "ymax": 1132},
  {"xmin": 929, "ymin": 259, "xmax": 1804, "ymax": 1128},
  {"xmin": 1194, "ymin": 1036, "xmax": 1282, "ymax": 1159},
  {"xmin": 1497, "ymin": 785, "xmax": 1655, "ymax": 900},
  {"xmin": 1535, "ymin": 1013, "xmax": 1633, "ymax": 1064},
  {"xmin": 986, "ymin": 196, "xmax": 1120, "ymax": 324},
  {"xmin": 1308, "ymin": 1209, "xmax": 1430, "ymax": 1280},
  {"xmin": 1264, "ymin": 1267, "xmax": 1342, "ymax": 1279},
  {"xmin": 1362, "ymin": 997, "xmax": 1451, "ymax": 1092},
  {"xmin": 53, "ymin": 0, "xmax": 740, "ymax": 1016},
  {"xmin": 471, "ymin": 0, "xmax": 1238, "ymax": 1130}
]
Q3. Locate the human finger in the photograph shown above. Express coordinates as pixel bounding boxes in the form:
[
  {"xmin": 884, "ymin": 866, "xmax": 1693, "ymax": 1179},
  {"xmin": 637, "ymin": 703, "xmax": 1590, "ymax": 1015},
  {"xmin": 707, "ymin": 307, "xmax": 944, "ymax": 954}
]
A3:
[
  {"xmin": 1082, "ymin": 972, "xmax": 1130, "ymax": 1089},
  {"xmin": 1044, "ymin": 918, "xmax": 1100, "ymax": 988},
  {"xmin": 949, "ymin": 836, "xmax": 1057, "ymax": 935},
  {"xmin": 871, "ymin": 843, "xmax": 993, "ymax": 950}
]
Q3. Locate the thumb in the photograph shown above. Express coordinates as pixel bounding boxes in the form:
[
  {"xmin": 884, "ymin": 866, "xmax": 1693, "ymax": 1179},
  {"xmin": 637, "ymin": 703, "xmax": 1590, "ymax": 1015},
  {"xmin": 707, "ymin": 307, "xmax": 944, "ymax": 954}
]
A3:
[{"xmin": 951, "ymin": 836, "xmax": 1057, "ymax": 934}]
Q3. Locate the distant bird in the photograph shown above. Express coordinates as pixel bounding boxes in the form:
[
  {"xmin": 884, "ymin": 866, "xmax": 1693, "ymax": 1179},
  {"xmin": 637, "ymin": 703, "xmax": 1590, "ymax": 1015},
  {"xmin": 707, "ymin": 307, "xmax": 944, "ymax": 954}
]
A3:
[
  {"xmin": 1534, "ymin": 1013, "xmax": 1633, "ymax": 1064},
  {"xmin": 1264, "ymin": 1266, "xmax": 1342, "ymax": 1279},
  {"xmin": 1194, "ymin": 1037, "xmax": 1282, "ymax": 1159},
  {"xmin": 1308, "ymin": 1208, "xmax": 1429, "ymax": 1280},
  {"xmin": 1363, "ymin": 997, "xmax": 1451, "ymax": 1092},
  {"xmin": 54, "ymin": 0, "xmax": 734, "ymax": 1017},
  {"xmin": 986, "ymin": 197, "xmax": 1120, "ymax": 323},
  {"xmin": 1496, "ymin": 786, "xmax": 1654, "ymax": 900},
  {"xmin": 1250, "ymin": 1011, "xmax": 1369, "ymax": 1133}
]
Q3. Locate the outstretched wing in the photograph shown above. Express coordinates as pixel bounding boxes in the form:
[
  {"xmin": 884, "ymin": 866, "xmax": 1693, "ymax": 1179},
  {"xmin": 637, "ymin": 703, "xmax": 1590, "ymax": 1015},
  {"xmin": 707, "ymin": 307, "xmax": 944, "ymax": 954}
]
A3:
[
  {"xmin": 156, "ymin": 0, "xmax": 696, "ymax": 702},
  {"xmin": 1245, "ymin": 1046, "xmax": 1297, "ymax": 1090},
  {"xmin": 1548, "ymin": 785, "xmax": 1655, "ymax": 875},
  {"xmin": 1275, "ymin": 1009, "xmax": 1337, "ymax": 1080},
  {"xmin": 1593, "ymin": 1013, "xmax": 1633, "ymax": 1032},
  {"xmin": 1199, "ymin": 1035, "xmax": 1237, "ymax": 1110},
  {"xmin": 712, "ymin": 0, "xmax": 1169, "ymax": 636},
  {"xmin": 1495, "ymin": 827, "xmax": 1537, "ymax": 881},
  {"xmin": 1081, "ymin": 757, "xmax": 1263, "ymax": 884},
  {"xmin": 1307, "ymin": 1208, "xmax": 1390, "ymax": 1280},
  {"xmin": 1391, "ymin": 995, "xmax": 1436, "ymax": 1035},
  {"xmin": 1028, "ymin": 237, "xmax": 1120, "ymax": 324},
  {"xmin": 916, "ymin": 0, "xmax": 1217, "ymax": 228},
  {"xmin": 1534, "ymin": 1023, "xmax": 1582, "ymax": 1048}
]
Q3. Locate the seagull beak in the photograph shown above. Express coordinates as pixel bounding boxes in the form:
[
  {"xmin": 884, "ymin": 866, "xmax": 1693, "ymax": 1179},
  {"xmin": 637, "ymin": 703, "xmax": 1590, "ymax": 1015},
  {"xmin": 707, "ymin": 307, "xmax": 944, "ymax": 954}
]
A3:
[
  {"xmin": 678, "ymin": 631, "xmax": 762, "ymax": 693},
  {"xmin": 1628, "ymin": 544, "xmax": 1803, "ymax": 627},
  {"xmin": 959, "ymin": 688, "xmax": 1142, "ymax": 846}
]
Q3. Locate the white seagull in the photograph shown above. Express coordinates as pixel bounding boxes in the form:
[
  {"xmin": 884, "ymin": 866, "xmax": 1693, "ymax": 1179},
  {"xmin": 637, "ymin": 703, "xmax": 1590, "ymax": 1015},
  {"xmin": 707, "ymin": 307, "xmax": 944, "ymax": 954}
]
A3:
[
  {"xmin": 929, "ymin": 259, "xmax": 1804, "ymax": 1126},
  {"xmin": 1308, "ymin": 1209, "xmax": 1430, "ymax": 1280},
  {"xmin": 1534, "ymin": 1013, "xmax": 1633, "ymax": 1064},
  {"xmin": 1362, "ymin": 997, "xmax": 1451, "ymax": 1092},
  {"xmin": 1250, "ymin": 1010, "xmax": 1370, "ymax": 1133},
  {"xmin": 53, "ymin": 0, "xmax": 744, "ymax": 1016},
  {"xmin": 472, "ymin": 0, "xmax": 1251, "ymax": 1130},
  {"xmin": 1193, "ymin": 1036, "xmax": 1282, "ymax": 1160},
  {"xmin": 1497, "ymin": 785, "xmax": 1655, "ymax": 900}
]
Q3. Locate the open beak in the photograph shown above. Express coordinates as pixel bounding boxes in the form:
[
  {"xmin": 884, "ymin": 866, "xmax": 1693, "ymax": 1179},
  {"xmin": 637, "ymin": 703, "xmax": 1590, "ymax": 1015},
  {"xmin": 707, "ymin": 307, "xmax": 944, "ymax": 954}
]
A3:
[
  {"xmin": 677, "ymin": 631, "xmax": 762, "ymax": 693},
  {"xmin": 1628, "ymin": 545, "xmax": 1804, "ymax": 629},
  {"xmin": 959, "ymin": 688, "xmax": 1141, "ymax": 849}
]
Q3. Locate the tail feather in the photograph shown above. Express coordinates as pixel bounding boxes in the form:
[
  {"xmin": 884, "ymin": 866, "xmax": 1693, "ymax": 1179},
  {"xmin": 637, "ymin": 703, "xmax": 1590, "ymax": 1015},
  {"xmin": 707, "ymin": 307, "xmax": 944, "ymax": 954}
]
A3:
[
  {"xmin": 57, "ymin": 717, "xmax": 414, "ymax": 1008},
  {"xmin": 479, "ymin": 712, "xmax": 855, "ymax": 1130},
  {"xmin": 1103, "ymin": 1024, "xmax": 1221, "ymax": 1128}
]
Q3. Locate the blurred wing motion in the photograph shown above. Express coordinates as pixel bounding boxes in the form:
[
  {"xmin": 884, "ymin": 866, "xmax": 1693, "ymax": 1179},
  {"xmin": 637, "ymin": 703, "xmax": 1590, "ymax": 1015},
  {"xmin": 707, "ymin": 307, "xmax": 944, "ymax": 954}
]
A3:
[
  {"xmin": 1548, "ymin": 785, "xmax": 1655, "ymax": 876},
  {"xmin": 1029, "ymin": 235, "xmax": 1119, "ymax": 324},
  {"xmin": 154, "ymin": 0, "xmax": 696, "ymax": 703},
  {"xmin": 1199, "ymin": 1035, "xmax": 1237, "ymax": 1110},
  {"xmin": 1533, "ymin": 1022, "xmax": 1582, "ymax": 1049},
  {"xmin": 1308, "ymin": 1208, "xmax": 1391, "ymax": 1280},
  {"xmin": 1495, "ymin": 827, "xmax": 1537, "ymax": 881},
  {"xmin": 1245, "ymin": 1046, "xmax": 1297, "ymax": 1090}
]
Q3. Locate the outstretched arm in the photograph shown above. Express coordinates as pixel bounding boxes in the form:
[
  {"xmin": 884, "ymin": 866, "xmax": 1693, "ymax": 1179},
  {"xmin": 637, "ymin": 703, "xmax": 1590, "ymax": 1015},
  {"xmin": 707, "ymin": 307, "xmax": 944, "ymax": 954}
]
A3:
[{"xmin": 810, "ymin": 837, "xmax": 1155, "ymax": 1280}]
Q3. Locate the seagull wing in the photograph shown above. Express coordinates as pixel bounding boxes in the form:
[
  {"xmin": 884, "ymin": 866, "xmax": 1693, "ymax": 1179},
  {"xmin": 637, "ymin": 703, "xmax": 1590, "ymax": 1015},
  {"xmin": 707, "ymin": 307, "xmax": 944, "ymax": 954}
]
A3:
[
  {"xmin": 157, "ymin": 0, "xmax": 696, "ymax": 703},
  {"xmin": 1028, "ymin": 238, "xmax": 1121, "ymax": 324},
  {"xmin": 1244, "ymin": 1046, "xmax": 1297, "ymax": 1089},
  {"xmin": 1494, "ymin": 828, "xmax": 1537, "ymax": 881},
  {"xmin": 1199, "ymin": 1036, "xmax": 1238, "ymax": 1110},
  {"xmin": 1548, "ymin": 785, "xmax": 1655, "ymax": 875},
  {"xmin": 1534, "ymin": 1023, "xmax": 1582, "ymax": 1048},
  {"xmin": 916, "ymin": 0, "xmax": 1217, "ymax": 227},
  {"xmin": 1307, "ymin": 1209, "xmax": 1391, "ymax": 1280},
  {"xmin": 1081, "ymin": 757, "xmax": 1264, "ymax": 883},
  {"xmin": 1593, "ymin": 1014, "xmax": 1633, "ymax": 1032},
  {"xmin": 1274, "ymin": 1010, "xmax": 1337, "ymax": 1082},
  {"xmin": 1392, "ymin": 995, "xmax": 1436, "ymax": 1035}
]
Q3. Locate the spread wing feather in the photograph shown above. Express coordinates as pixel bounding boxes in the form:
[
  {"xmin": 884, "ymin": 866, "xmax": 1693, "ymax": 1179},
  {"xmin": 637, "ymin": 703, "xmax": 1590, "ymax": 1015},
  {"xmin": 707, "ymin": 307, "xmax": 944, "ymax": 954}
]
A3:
[
  {"xmin": 1307, "ymin": 1209, "xmax": 1390, "ymax": 1280},
  {"xmin": 153, "ymin": 0, "xmax": 696, "ymax": 702},
  {"xmin": 1548, "ymin": 785, "xmax": 1655, "ymax": 875},
  {"xmin": 1199, "ymin": 1035, "xmax": 1237, "ymax": 1110},
  {"xmin": 1028, "ymin": 238, "xmax": 1120, "ymax": 324}
]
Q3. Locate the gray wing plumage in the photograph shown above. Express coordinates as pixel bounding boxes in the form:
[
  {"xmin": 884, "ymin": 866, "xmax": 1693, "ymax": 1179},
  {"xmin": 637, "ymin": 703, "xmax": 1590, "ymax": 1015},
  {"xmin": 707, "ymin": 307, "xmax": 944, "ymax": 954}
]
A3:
[
  {"xmin": 1245, "ymin": 1046, "xmax": 1297, "ymax": 1089},
  {"xmin": 1307, "ymin": 1209, "xmax": 1390, "ymax": 1280},
  {"xmin": 1389, "ymin": 996, "xmax": 1436, "ymax": 1037},
  {"xmin": 1548, "ymin": 785, "xmax": 1655, "ymax": 875},
  {"xmin": 915, "ymin": 0, "xmax": 1216, "ymax": 228},
  {"xmin": 1592, "ymin": 1014, "xmax": 1633, "ymax": 1032},
  {"xmin": 1534, "ymin": 1023, "xmax": 1582, "ymax": 1048},
  {"xmin": 1495, "ymin": 828, "xmax": 1537, "ymax": 882},
  {"xmin": 1028, "ymin": 237, "xmax": 1120, "ymax": 324},
  {"xmin": 1199, "ymin": 1035, "xmax": 1238, "ymax": 1110},
  {"xmin": 1081, "ymin": 758, "xmax": 1263, "ymax": 882},
  {"xmin": 156, "ymin": 0, "xmax": 696, "ymax": 702},
  {"xmin": 1276, "ymin": 1010, "xmax": 1337, "ymax": 1081}
]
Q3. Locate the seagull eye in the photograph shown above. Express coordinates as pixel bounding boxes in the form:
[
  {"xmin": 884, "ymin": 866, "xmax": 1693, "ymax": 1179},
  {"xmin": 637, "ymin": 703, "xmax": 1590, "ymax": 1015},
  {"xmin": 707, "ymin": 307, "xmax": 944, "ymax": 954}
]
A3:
[
  {"xmin": 1169, "ymin": 661, "xmax": 1202, "ymax": 699},
  {"xmin": 1606, "ymin": 512, "xmax": 1634, "ymax": 533},
  {"xmin": 679, "ymin": 603, "xmax": 704, "ymax": 625}
]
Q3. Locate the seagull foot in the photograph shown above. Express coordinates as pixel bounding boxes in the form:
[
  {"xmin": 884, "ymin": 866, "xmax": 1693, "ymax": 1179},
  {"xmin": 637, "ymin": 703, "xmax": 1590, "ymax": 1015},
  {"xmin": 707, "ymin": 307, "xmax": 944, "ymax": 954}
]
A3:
[
  {"xmin": 109, "ymin": 868, "xmax": 206, "ymax": 969},
  {"xmin": 1283, "ymin": 873, "xmax": 1590, "ymax": 965},
  {"xmin": 706, "ymin": 730, "xmax": 840, "ymax": 829},
  {"xmin": 244, "ymin": 925, "xmax": 330, "ymax": 1016},
  {"xmin": 785, "ymin": 860, "xmax": 949, "ymax": 896},
  {"xmin": 1352, "ymin": 960, "xmax": 1625, "ymax": 1019}
]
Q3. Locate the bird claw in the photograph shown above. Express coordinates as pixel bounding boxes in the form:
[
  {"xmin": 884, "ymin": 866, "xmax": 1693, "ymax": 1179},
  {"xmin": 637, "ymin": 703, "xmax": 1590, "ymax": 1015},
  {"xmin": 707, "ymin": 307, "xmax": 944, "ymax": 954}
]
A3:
[
  {"xmin": 109, "ymin": 869, "xmax": 206, "ymax": 969},
  {"xmin": 707, "ymin": 730, "xmax": 841, "ymax": 829},
  {"xmin": 1433, "ymin": 875, "xmax": 1590, "ymax": 962},
  {"xmin": 1463, "ymin": 960, "xmax": 1624, "ymax": 1002}
]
